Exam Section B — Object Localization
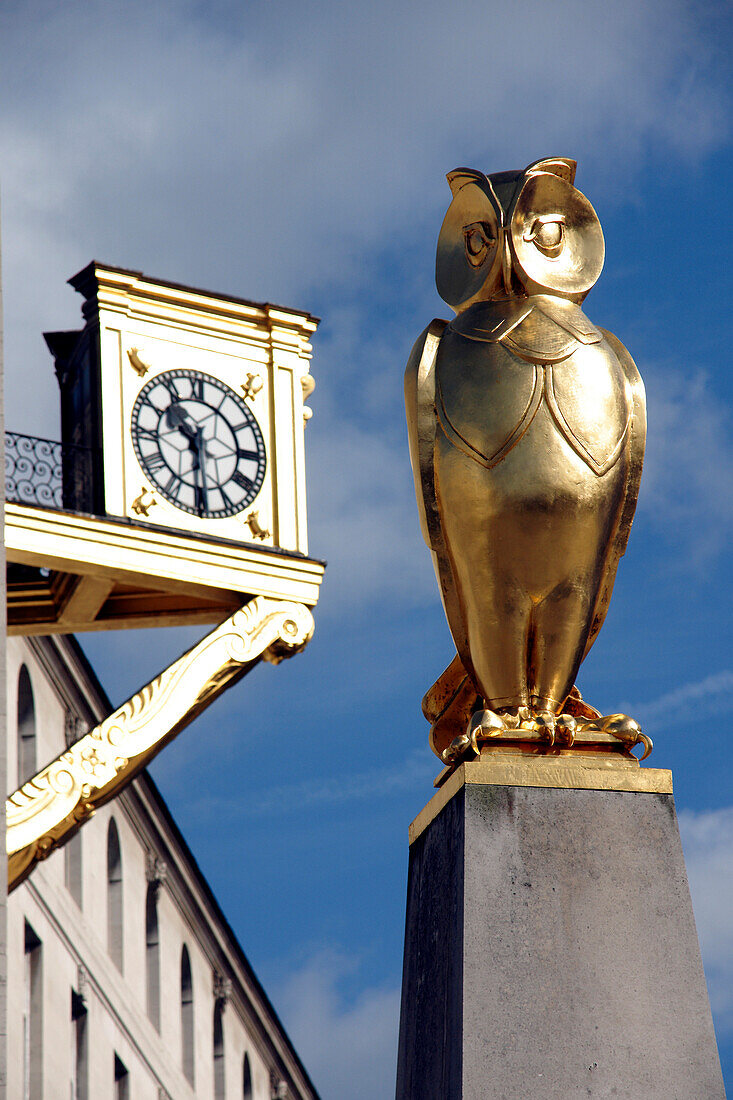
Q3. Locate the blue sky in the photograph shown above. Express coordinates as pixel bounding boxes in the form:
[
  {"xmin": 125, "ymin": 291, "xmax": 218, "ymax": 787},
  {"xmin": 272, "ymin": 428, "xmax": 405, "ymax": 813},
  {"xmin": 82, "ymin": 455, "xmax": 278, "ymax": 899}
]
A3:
[{"xmin": 2, "ymin": 1, "xmax": 732, "ymax": 1095}]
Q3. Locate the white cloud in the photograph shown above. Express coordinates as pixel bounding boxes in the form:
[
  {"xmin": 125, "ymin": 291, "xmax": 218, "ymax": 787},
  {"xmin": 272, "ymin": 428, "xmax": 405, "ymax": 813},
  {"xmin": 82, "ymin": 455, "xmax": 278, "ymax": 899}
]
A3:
[
  {"xmin": 4, "ymin": 0, "xmax": 730, "ymax": 617},
  {"xmin": 1, "ymin": 0, "xmax": 729, "ymax": 435},
  {"xmin": 307, "ymin": 414, "xmax": 436, "ymax": 616},
  {"xmin": 186, "ymin": 749, "xmax": 437, "ymax": 823},
  {"xmin": 634, "ymin": 670, "xmax": 733, "ymax": 733},
  {"xmin": 273, "ymin": 950, "xmax": 400, "ymax": 1100},
  {"xmin": 679, "ymin": 807, "xmax": 733, "ymax": 1036},
  {"xmin": 639, "ymin": 364, "xmax": 733, "ymax": 567}
]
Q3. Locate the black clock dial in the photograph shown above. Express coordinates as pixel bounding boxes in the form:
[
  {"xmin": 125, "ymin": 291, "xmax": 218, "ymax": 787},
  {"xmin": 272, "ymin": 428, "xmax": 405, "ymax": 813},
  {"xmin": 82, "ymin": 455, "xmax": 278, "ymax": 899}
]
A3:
[{"xmin": 130, "ymin": 369, "xmax": 266, "ymax": 518}]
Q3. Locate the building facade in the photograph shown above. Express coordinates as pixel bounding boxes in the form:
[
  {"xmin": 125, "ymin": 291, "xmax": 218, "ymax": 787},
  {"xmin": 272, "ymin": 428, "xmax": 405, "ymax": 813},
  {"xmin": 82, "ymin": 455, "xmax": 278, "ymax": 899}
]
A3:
[{"xmin": 6, "ymin": 633, "xmax": 318, "ymax": 1100}]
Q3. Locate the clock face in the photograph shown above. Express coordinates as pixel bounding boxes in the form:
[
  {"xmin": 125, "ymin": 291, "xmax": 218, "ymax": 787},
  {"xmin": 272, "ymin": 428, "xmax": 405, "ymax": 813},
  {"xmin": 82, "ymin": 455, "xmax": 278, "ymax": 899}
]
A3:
[{"xmin": 130, "ymin": 369, "xmax": 266, "ymax": 518}]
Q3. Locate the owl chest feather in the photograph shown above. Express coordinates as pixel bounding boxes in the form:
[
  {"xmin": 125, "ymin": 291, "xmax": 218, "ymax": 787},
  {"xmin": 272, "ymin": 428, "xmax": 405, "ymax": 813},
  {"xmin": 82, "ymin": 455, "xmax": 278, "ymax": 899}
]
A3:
[{"xmin": 436, "ymin": 301, "xmax": 632, "ymax": 475}]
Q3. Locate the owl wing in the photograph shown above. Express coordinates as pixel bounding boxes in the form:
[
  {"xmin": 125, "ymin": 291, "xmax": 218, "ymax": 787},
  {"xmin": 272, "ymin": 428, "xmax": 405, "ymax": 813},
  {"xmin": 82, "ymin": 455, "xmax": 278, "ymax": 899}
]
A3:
[
  {"xmin": 405, "ymin": 319, "xmax": 475, "ymax": 680},
  {"xmin": 582, "ymin": 329, "xmax": 647, "ymax": 659},
  {"xmin": 404, "ymin": 320, "xmax": 446, "ymax": 549}
]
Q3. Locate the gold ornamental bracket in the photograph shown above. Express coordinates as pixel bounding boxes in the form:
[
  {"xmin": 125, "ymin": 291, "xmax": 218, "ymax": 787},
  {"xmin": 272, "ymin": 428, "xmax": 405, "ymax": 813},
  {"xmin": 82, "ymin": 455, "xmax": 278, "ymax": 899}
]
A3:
[{"xmin": 7, "ymin": 595, "xmax": 314, "ymax": 892}]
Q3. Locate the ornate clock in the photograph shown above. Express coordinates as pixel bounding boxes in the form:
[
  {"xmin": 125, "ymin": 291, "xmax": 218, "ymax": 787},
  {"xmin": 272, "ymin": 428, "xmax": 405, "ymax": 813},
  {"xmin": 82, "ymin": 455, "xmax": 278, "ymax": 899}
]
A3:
[
  {"xmin": 47, "ymin": 263, "xmax": 318, "ymax": 552},
  {"xmin": 130, "ymin": 369, "xmax": 266, "ymax": 519}
]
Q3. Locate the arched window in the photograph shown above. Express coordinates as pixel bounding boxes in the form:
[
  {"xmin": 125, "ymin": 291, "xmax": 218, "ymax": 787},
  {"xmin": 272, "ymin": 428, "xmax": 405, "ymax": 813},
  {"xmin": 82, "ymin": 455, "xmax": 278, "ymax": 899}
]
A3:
[
  {"xmin": 17, "ymin": 665, "xmax": 36, "ymax": 787},
  {"xmin": 213, "ymin": 1001, "xmax": 225, "ymax": 1099},
  {"xmin": 65, "ymin": 830, "xmax": 83, "ymax": 907},
  {"xmin": 242, "ymin": 1053, "xmax": 253, "ymax": 1100},
  {"xmin": 71, "ymin": 986, "xmax": 88, "ymax": 1100},
  {"xmin": 181, "ymin": 945, "xmax": 194, "ymax": 1085},
  {"xmin": 24, "ymin": 921, "xmax": 43, "ymax": 1100},
  {"xmin": 145, "ymin": 883, "xmax": 160, "ymax": 1030},
  {"xmin": 114, "ymin": 1053, "xmax": 129, "ymax": 1100},
  {"xmin": 107, "ymin": 819, "xmax": 123, "ymax": 971}
]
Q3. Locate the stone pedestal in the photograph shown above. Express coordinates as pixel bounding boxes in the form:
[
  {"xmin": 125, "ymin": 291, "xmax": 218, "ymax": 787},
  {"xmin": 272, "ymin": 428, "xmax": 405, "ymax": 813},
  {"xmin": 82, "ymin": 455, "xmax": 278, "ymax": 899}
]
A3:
[{"xmin": 396, "ymin": 762, "xmax": 725, "ymax": 1099}]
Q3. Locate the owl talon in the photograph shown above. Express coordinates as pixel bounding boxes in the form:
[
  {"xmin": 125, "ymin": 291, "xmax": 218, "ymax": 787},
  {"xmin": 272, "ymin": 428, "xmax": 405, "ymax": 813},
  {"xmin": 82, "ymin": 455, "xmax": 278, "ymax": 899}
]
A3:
[
  {"xmin": 442, "ymin": 729, "xmax": 481, "ymax": 765},
  {"xmin": 470, "ymin": 708, "xmax": 507, "ymax": 739},
  {"xmin": 555, "ymin": 713, "xmax": 577, "ymax": 747},
  {"xmin": 441, "ymin": 733, "xmax": 473, "ymax": 765},
  {"xmin": 516, "ymin": 706, "xmax": 535, "ymax": 730},
  {"xmin": 603, "ymin": 714, "xmax": 652, "ymax": 759},
  {"xmin": 635, "ymin": 732, "xmax": 653, "ymax": 761},
  {"xmin": 532, "ymin": 712, "xmax": 556, "ymax": 745},
  {"xmin": 576, "ymin": 713, "xmax": 651, "ymax": 758},
  {"xmin": 441, "ymin": 708, "xmax": 507, "ymax": 765}
]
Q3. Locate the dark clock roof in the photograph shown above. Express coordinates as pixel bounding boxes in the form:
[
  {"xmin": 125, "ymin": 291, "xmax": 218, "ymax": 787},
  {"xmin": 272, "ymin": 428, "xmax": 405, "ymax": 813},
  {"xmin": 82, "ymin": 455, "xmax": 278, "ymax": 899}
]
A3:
[{"xmin": 68, "ymin": 260, "xmax": 321, "ymax": 327}]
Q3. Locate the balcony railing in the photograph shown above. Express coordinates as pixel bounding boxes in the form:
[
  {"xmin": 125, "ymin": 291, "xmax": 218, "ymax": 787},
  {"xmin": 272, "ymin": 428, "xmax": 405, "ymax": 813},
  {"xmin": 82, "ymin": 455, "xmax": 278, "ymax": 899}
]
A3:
[{"xmin": 5, "ymin": 432, "xmax": 95, "ymax": 511}]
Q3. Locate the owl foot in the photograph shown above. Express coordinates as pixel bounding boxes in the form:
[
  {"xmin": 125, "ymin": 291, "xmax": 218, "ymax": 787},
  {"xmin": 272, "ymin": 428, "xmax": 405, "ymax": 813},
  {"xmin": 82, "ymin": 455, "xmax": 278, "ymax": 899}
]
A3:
[
  {"xmin": 439, "ymin": 707, "xmax": 650, "ymax": 768},
  {"xmin": 501, "ymin": 706, "xmax": 531, "ymax": 729},
  {"xmin": 441, "ymin": 708, "xmax": 506, "ymax": 765},
  {"xmin": 441, "ymin": 706, "xmax": 570, "ymax": 762},
  {"xmin": 513, "ymin": 708, "xmax": 573, "ymax": 745},
  {"xmin": 576, "ymin": 713, "xmax": 652, "ymax": 760},
  {"xmin": 427, "ymin": 658, "xmax": 650, "ymax": 763},
  {"xmin": 506, "ymin": 708, "xmax": 555, "ymax": 740},
  {"xmin": 529, "ymin": 711, "xmax": 557, "ymax": 745}
]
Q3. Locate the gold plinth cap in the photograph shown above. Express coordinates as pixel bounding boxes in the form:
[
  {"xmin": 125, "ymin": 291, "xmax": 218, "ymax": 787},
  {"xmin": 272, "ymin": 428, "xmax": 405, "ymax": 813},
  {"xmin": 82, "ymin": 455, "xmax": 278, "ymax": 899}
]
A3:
[{"xmin": 409, "ymin": 753, "xmax": 673, "ymax": 846}]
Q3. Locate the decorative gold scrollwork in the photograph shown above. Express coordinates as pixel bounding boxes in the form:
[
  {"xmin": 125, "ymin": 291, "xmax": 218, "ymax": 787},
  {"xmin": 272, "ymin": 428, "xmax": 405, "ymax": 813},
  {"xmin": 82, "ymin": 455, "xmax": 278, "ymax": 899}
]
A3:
[
  {"xmin": 7, "ymin": 596, "xmax": 314, "ymax": 891},
  {"xmin": 131, "ymin": 487, "xmax": 158, "ymax": 516},
  {"xmin": 245, "ymin": 510, "xmax": 270, "ymax": 540},
  {"xmin": 127, "ymin": 347, "xmax": 152, "ymax": 377},
  {"xmin": 241, "ymin": 372, "xmax": 264, "ymax": 401}
]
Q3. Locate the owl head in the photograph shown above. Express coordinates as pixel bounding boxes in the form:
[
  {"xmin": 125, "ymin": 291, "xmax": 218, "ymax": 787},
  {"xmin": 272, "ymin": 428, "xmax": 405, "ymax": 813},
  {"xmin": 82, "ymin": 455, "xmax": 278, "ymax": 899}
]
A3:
[{"xmin": 436, "ymin": 157, "xmax": 604, "ymax": 312}]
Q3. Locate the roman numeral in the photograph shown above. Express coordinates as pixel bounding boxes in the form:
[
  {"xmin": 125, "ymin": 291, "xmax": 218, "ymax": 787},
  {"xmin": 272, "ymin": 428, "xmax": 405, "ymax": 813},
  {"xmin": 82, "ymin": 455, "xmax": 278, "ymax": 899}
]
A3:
[
  {"xmin": 237, "ymin": 448, "xmax": 260, "ymax": 462},
  {"xmin": 233, "ymin": 471, "xmax": 253, "ymax": 490},
  {"xmin": 161, "ymin": 376, "xmax": 181, "ymax": 400},
  {"xmin": 142, "ymin": 394, "xmax": 165, "ymax": 414},
  {"xmin": 191, "ymin": 377, "xmax": 204, "ymax": 399},
  {"xmin": 163, "ymin": 473, "xmax": 180, "ymax": 499},
  {"xmin": 146, "ymin": 452, "xmax": 166, "ymax": 472}
]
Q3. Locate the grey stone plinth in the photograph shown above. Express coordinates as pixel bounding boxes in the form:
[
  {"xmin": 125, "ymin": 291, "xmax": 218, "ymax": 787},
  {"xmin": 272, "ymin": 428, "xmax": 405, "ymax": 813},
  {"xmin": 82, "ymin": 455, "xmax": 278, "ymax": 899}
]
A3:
[{"xmin": 396, "ymin": 783, "xmax": 725, "ymax": 1099}]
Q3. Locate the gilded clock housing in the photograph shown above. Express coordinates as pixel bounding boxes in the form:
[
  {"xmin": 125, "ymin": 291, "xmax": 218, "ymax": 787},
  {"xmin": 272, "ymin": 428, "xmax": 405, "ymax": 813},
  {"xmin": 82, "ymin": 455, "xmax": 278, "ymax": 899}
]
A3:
[{"xmin": 45, "ymin": 263, "xmax": 318, "ymax": 552}]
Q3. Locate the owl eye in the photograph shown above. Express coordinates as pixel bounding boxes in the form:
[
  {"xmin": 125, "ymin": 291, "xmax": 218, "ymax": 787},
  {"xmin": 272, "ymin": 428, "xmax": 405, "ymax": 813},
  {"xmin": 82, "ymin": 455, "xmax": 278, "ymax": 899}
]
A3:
[
  {"xmin": 523, "ymin": 214, "xmax": 566, "ymax": 258},
  {"xmin": 463, "ymin": 222, "xmax": 496, "ymax": 266}
]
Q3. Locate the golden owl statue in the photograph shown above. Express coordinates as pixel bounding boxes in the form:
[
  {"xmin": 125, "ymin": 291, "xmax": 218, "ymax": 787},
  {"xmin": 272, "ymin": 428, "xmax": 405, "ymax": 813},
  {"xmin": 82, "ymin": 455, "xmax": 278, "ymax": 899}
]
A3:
[{"xmin": 405, "ymin": 157, "xmax": 650, "ymax": 764}]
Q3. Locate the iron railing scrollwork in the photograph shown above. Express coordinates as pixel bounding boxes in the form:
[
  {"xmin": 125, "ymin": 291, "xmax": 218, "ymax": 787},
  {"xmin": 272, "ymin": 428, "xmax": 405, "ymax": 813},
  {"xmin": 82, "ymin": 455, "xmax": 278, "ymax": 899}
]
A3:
[{"xmin": 5, "ymin": 432, "xmax": 95, "ymax": 511}]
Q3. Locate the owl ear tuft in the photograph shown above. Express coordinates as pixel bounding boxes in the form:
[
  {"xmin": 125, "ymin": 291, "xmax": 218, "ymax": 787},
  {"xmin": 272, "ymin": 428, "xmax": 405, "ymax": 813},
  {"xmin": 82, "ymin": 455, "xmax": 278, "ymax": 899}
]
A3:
[
  {"xmin": 525, "ymin": 157, "xmax": 577, "ymax": 185},
  {"xmin": 446, "ymin": 168, "xmax": 488, "ymax": 196}
]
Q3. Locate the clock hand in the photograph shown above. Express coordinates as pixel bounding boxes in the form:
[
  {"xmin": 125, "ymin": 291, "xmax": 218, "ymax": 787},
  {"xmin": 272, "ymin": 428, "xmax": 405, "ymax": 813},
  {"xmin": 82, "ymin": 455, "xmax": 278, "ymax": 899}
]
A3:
[
  {"xmin": 195, "ymin": 426, "xmax": 210, "ymax": 514},
  {"xmin": 166, "ymin": 403, "xmax": 200, "ymax": 442},
  {"xmin": 166, "ymin": 405, "xmax": 211, "ymax": 514}
]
